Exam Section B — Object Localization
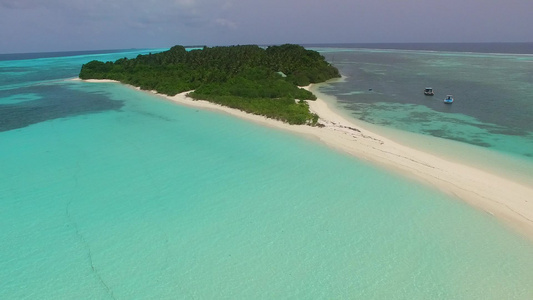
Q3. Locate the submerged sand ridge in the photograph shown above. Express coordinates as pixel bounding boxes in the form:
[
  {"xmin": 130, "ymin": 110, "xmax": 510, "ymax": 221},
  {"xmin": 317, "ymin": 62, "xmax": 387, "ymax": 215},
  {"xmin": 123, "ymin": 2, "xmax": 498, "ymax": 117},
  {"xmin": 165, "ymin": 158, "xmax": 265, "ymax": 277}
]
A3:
[{"xmin": 82, "ymin": 79, "xmax": 533, "ymax": 239}]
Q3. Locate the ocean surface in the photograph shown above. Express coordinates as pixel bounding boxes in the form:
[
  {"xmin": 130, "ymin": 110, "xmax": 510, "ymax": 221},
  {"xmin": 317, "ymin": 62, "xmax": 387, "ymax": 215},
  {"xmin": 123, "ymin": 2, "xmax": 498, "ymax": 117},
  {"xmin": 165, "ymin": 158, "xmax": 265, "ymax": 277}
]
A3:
[
  {"xmin": 313, "ymin": 43, "xmax": 533, "ymax": 183},
  {"xmin": 1, "ymin": 45, "xmax": 533, "ymax": 299}
]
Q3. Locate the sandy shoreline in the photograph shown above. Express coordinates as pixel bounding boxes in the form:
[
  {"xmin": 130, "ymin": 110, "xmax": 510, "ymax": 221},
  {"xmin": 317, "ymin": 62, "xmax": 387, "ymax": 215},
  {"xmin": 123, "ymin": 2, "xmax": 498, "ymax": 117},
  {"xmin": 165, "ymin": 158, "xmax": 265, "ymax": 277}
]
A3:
[{"xmin": 82, "ymin": 78, "xmax": 533, "ymax": 239}]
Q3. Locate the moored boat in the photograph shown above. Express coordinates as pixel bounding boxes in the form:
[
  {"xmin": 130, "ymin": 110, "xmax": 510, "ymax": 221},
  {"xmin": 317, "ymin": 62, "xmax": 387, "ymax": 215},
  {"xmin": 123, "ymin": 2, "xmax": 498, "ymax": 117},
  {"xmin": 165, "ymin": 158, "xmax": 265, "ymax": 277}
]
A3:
[
  {"xmin": 424, "ymin": 87, "xmax": 434, "ymax": 96},
  {"xmin": 444, "ymin": 95, "xmax": 454, "ymax": 104}
]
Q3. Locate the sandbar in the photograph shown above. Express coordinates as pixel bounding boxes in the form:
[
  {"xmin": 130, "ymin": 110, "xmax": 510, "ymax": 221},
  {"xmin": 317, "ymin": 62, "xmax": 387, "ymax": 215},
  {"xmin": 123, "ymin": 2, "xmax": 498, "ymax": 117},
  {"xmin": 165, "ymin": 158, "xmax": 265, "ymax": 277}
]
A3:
[{"xmin": 82, "ymin": 78, "xmax": 533, "ymax": 239}]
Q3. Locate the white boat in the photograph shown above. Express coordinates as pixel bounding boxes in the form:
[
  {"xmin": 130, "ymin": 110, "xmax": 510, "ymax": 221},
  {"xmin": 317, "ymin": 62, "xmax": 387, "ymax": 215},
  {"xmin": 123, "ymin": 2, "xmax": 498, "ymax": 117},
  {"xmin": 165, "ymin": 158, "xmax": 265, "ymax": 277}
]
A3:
[
  {"xmin": 424, "ymin": 87, "xmax": 434, "ymax": 96},
  {"xmin": 444, "ymin": 95, "xmax": 454, "ymax": 104}
]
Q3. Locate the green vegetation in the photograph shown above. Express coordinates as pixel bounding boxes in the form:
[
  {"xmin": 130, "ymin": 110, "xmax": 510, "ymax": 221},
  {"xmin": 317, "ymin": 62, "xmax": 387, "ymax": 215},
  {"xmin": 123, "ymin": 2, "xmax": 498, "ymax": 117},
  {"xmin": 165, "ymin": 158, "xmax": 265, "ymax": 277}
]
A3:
[{"xmin": 79, "ymin": 44, "xmax": 340, "ymax": 125}]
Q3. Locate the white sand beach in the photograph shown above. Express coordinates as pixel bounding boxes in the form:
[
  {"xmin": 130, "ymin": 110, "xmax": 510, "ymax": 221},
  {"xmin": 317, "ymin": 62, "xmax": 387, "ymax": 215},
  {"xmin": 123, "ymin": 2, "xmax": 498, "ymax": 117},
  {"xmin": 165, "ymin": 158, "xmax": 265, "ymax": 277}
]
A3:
[{"xmin": 83, "ymin": 79, "xmax": 533, "ymax": 239}]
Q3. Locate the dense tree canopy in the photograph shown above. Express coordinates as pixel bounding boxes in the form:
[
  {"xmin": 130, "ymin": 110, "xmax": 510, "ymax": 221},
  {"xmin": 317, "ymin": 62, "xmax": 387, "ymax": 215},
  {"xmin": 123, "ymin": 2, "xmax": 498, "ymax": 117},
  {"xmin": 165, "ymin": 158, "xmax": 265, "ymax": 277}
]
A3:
[{"xmin": 79, "ymin": 44, "xmax": 340, "ymax": 125}]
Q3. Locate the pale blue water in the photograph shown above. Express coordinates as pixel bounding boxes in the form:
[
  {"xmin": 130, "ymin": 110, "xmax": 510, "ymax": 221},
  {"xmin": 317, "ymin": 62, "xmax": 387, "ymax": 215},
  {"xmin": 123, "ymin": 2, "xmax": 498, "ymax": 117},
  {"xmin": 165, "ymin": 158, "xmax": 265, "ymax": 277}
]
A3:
[{"xmin": 2, "ymin": 47, "xmax": 533, "ymax": 299}]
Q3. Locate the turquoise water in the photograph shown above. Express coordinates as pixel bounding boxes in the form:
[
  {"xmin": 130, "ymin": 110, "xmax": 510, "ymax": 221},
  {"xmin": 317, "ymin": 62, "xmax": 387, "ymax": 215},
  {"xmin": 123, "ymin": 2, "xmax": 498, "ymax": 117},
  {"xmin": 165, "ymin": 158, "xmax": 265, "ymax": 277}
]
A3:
[{"xmin": 2, "ymin": 49, "xmax": 533, "ymax": 298}]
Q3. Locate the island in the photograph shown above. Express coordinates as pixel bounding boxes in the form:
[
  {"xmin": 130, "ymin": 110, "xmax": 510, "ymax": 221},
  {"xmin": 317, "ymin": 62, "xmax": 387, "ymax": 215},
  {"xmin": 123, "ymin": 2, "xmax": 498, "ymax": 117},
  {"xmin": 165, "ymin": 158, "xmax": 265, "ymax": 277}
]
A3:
[
  {"xmin": 79, "ymin": 44, "xmax": 340, "ymax": 125},
  {"xmin": 79, "ymin": 45, "xmax": 533, "ymax": 240}
]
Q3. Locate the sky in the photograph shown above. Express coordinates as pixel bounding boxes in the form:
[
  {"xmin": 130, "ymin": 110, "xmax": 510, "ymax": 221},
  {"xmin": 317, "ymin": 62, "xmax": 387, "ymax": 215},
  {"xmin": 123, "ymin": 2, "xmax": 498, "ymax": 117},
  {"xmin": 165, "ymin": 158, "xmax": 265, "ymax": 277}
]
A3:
[{"xmin": 0, "ymin": 0, "xmax": 532, "ymax": 54}]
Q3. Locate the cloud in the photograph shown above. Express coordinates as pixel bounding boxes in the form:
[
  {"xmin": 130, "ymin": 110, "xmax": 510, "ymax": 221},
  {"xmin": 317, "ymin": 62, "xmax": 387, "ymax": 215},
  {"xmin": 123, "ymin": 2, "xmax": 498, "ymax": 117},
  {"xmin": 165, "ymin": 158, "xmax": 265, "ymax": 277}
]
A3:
[
  {"xmin": 214, "ymin": 18, "xmax": 237, "ymax": 30},
  {"xmin": 1, "ymin": 0, "xmax": 235, "ymax": 31},
  {"xmin": 174, "ymin": 0, "xmax": 196, "ymax": 7},
  {"xmin": 0, "ymin": 0, "xmax": 47, "ymax": 9},
  {"xmin": 2, "ymin": 0, "xmax": 532, "ymax": 54}
]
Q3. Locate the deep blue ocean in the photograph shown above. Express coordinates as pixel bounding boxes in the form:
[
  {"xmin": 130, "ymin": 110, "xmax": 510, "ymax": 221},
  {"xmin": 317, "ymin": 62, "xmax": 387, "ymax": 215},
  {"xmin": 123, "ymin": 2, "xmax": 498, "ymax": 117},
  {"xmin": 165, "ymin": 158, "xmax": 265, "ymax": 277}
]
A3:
[{"xmin": 1, "ymin": 44, "xmax": 533, "ymax": 299}]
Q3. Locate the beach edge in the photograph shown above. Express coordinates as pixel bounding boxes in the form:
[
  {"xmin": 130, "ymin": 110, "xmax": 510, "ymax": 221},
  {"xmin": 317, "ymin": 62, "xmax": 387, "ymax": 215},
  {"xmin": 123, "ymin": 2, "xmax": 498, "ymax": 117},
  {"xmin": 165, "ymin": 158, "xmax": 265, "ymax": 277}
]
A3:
[{"xmin": 81, "ymin": 78, "xmax": 533, "ymax": 240}]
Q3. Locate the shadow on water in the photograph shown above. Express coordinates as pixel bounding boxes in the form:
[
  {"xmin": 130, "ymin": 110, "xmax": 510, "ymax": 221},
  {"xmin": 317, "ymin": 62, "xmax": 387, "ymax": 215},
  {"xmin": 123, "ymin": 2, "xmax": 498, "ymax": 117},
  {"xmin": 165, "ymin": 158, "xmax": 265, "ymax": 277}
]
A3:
[{"xmin": 0, "ymin": 84, "xmax": 123, "ymax": 132}]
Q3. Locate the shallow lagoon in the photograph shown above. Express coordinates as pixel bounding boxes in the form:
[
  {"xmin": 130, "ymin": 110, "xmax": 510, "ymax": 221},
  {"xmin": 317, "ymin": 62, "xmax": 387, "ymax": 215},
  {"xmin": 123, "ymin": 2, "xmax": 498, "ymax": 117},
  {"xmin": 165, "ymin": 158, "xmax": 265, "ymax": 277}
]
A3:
[{"xmin": 1, "ymin": 49, "xmax": 533, "ymax": 299}]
